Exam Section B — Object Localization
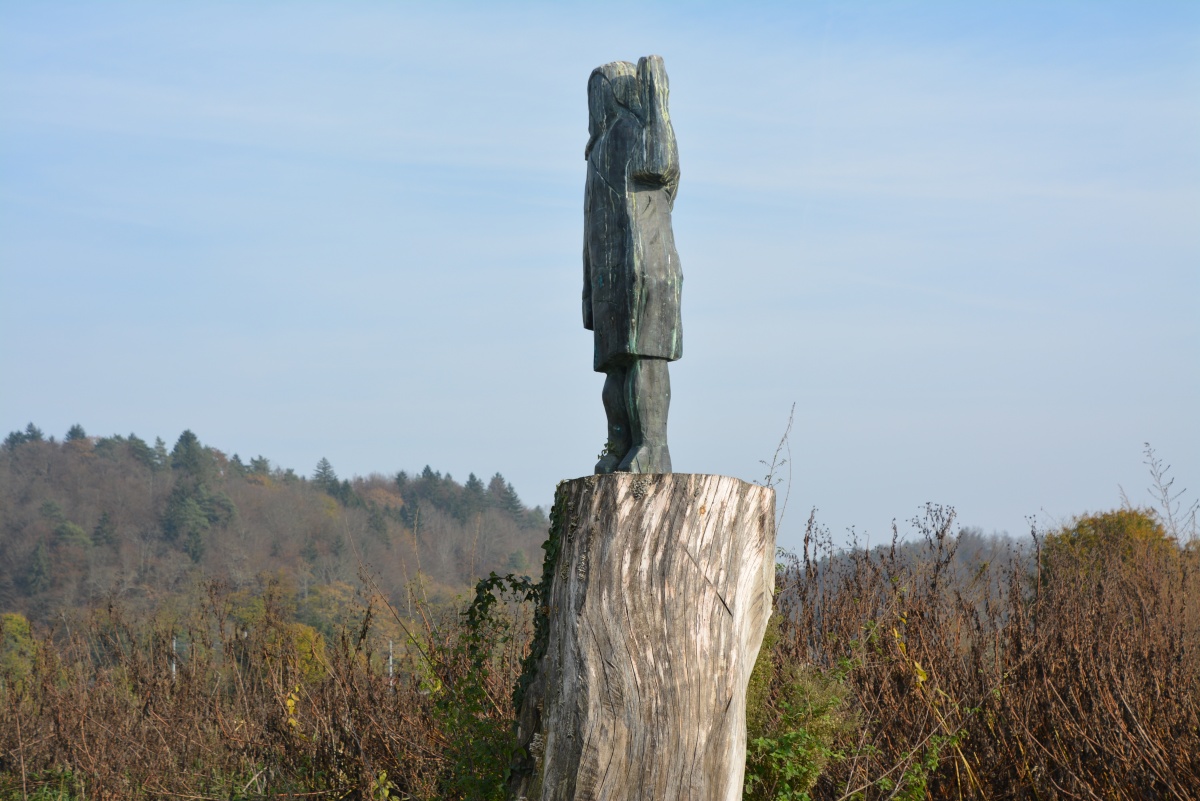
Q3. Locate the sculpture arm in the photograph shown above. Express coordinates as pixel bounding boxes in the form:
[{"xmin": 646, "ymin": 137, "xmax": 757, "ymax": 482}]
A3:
[
  {"xmin": 632, "ymin": 55, "xmax": 679, "ymax": 195},
  {"xmin": 582, "ymin": 238, "xmax": 594, "ymax": 330}
]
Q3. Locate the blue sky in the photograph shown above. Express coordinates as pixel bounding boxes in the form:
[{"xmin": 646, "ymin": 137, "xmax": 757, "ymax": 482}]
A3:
[{"xmin": 2, "ymin": 2, "xmax": 1197, "ymax": 550}]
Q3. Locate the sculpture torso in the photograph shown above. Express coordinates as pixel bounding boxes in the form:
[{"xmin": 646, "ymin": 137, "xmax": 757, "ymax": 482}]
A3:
[{"xmin": 583, "ymin": 69, "xmax": 682, "ymax": 373}]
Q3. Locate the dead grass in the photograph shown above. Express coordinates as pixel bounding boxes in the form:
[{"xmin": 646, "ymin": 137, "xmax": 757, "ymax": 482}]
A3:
[
  {"xmin": 2, "ymin": 505, "xmax": 1197, "ymax": 799},
  {"xmin": 0, "ymin": 579, "xmax": 527, "ymax": 800},
  {"xmin": 770, "ymin": 505, "xmax": 1200, "ymax": 799}
]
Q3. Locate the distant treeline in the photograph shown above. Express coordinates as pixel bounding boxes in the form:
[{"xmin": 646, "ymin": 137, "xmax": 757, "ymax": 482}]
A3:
[{"xmin": 0, "ymin": 422, "xmax": 548, "ymax": 630}]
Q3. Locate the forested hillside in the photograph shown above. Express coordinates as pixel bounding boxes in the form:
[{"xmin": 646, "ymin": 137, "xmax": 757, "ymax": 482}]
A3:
[{"xmin": 0, "ymin": 422, "xmax": 547, "ymax": 629}]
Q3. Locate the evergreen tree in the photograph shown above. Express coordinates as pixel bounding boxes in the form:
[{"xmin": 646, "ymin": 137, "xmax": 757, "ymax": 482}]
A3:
[
  {"xmin": 94, "ymin": 434, "xmax": 126, "ymax": 459},
  {"xmin": 487, "ymin": 473, "xmax": 508, "ymax": 500},
  {"xmin": 249, "ymin": 455, "xmax": 271, "ymax": 475},
  {"xmin": 368, "ymin": 505, "xmax": 389, "ymax": 542},
  {"xmin": 313, "ymin": 458, "xmax": 338, "ymax": 492},
  {"xmin": 153, "ymin": 437, "xmax": 169, "ymax": 468},
  {"xmin": 162, "ymin": 430, "xmax": 235, "ymax": 558},
  {"xmin": 65, "ymin": 424, "xmax": 88, "ymax": 442},
  {"xmin": 39, "ymin": 500, "xmax": 64, "ymax": 523},
  {"xmin": 163, "ymin": 490, "xmax": 211, "ymax": 545},
  {"xmin": 183, "ymin": 526, "xmax": 206, "ymax": 563},
  {"xmin": 487, "ymin": 473, "xmax": 525, "ymax": 517},
  {"xmin": 506, "ymin": 549, "xmax": 530, "ymax": 572},
  {"xmin": 127, "ymin": 434, "xmax": 159, "ymax": 470},
  {"xmin": 3, "ymin": 422, "xmax": 44, "ymax": 450},
  {"xmin": 463, "ymin": 472, "xmax": 486, "ymax": 519},
  {"xmin": 501, "ymin": 480, "xmax": 524, "ymax": 517},
  {"xmin": 25, "ymin": 542, "xmax": 50, "ymax": 594},
  {"xmin": 171, "ymin": 430, "xmax": 211, "ymax": 478},
  {"xmin": 92, "ymin": 511, "xmax": 117, "ymax": 547},
  {"xmin": 54, "ymin": 520, "xmax": 90, "ymax": 548}
]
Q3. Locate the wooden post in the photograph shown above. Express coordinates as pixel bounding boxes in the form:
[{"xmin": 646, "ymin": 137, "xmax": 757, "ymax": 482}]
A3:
[{"xmin": 511, "ymin": 473, "xmax": 776, "ymax": 801}]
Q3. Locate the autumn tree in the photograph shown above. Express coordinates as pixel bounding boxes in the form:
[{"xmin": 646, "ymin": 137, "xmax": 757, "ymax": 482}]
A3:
[
  {"xmin": 0, "ymin": 612, "xmax": 35, "ymax": 688},
  {"xmin": 1045, "ymin": 508, "xmax": 1173, "ymax": 559},
  {"xmin": 1041, "ymin": 507, "xmax": 1180, "ymax": 592}
]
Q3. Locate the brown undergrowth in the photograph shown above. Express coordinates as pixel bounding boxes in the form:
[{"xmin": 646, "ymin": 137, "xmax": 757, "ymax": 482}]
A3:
[
  {"xmin": 0, "ymin": 576, "xmax": 531, "ymax": 800},
  {"xmin": 2, "ymin": 502, "xmax": 1198, "ymax": 799},
  {"xmin": 754, "ymin": 504, "xmax": 1200, "ymax": 799}
]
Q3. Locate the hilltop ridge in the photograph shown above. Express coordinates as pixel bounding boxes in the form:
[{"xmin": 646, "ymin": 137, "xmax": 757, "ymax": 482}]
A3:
[{"xmin": 0, "ymin": 422, "xmax": 548, "ymax": 629}]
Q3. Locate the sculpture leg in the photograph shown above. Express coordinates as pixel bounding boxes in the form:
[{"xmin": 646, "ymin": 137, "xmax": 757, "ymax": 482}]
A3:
[
  {"xmin": 595, "ymin": 366, "xmax": 632, "ymax": 474},
  {"xmin": 618, "ymin": 357, "xmax": 672, "ymax": 473}
]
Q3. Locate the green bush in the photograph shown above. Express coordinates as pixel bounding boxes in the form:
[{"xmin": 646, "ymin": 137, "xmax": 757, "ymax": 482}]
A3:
[{"xmin": 745, "ymin": 614, "xmax": 858, "ymax": 801}]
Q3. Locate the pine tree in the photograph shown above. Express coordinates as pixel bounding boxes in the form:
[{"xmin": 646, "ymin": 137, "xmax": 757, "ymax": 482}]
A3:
[
  {"xmin": 54, "ymin": 520, "xmax": 90, "ymax": 548},
  {"xmin": 501, "ymin": 480, "xmax": 524, "ymax": 517},
  {"xmin": 487, "ymin": 473, "xmax": 525, "ymax": 517},
  {"xmin": 92, "ymin": 511, "xmax": 117, "ymax": 547},
  {"xmin": 162, "ymin": 431, "xmax": 235, "ymax": 557},
  {"xmin": 153, "ymin": 437, "xmax": 169, "ymax": 468},
  {"xmin": 171, "ymin": 430, "xmax": 211, "ymax": 478},
  {"xmin": 25, "ymin": 542, "xmax": 50, "ymax": 594},
  {"xmin": 463, "ymin": 472, "xmax": 486, "ymax": 519},
  {"xmin": 163, "ymin": 490, "xmax": 208, "ymax": 541},
  {"xmin": 127, "ymin": 434, "xmax": 158, "ymax": 469},
  {"xmin": 183, "ymin": 526, "xmax": 206, "ymax": 563},
  {"xmin": 39, "ymin": 500, "xmax": 64, "ymax": 523},
  {"xmin": 65, "ymin": 424, "xmax": 88, "ymax": 442},
  {"xmin": 3, "ymin": 423, "xmax": 44, "ymax": 450},
  {"xmin": 313, "ymin": 458, "xmax": 338, "ymax": 493}
]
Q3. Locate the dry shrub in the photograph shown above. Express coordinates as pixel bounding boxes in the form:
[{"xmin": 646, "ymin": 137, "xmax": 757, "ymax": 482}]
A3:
[
  {"xmin": 3, "ymin": 499, "xmax": 1197, "ymax": 799},
  {"xmin": 770, "ymin": 504, "xmax": 1200, "ymax": 799},
  {"xmin": 0, "ymin": 577, "xmax": 531, "ymax": 800}
]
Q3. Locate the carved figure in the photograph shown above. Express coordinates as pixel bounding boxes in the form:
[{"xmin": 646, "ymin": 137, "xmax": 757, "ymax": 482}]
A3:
[{"xmin": 583, "ymin": 55, "xmax": 682, "ymax": 475}]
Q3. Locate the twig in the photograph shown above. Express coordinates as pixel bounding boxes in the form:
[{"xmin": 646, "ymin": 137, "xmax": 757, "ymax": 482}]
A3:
[
  {"xmin": 759, "ymin": 402, "xmax": 795, "ymax": 528},
  {"xmin": 15, "ymin": 705, "xmax": 28, "ymax": 801}
]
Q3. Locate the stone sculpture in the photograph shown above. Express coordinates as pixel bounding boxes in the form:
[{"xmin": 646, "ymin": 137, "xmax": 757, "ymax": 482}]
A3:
[{"xmin": 583, "ymin": 55, "xmax": 681, "ymax": 475}]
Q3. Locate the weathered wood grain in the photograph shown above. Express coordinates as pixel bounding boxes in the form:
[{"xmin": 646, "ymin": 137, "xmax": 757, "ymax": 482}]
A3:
[{"xmin": 511, "ymin": 473, "xmax": 776, "ymax": 801}]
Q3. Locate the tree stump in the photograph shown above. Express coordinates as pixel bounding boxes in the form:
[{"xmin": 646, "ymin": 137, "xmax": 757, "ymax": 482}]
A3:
[{"xmin": 511, "ymin": 473, "xmax": 776, "ymax": 801}]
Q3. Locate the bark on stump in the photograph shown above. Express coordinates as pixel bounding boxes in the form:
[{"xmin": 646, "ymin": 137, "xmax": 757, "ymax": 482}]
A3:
[{"xmin": 511, "ymin": 473, "xmax": 776, "ymax": 801}]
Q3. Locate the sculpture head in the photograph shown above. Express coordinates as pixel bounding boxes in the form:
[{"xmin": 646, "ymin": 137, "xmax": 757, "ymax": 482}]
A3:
[{"xmin": 585, "ymin": 61, "xmax": 637, "ymax": 160}]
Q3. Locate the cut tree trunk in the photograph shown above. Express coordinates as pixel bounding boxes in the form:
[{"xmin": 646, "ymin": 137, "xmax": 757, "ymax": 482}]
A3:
[{"xmin": 510, "ymin": 473, "xmax": 776, "ymax": 801}]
